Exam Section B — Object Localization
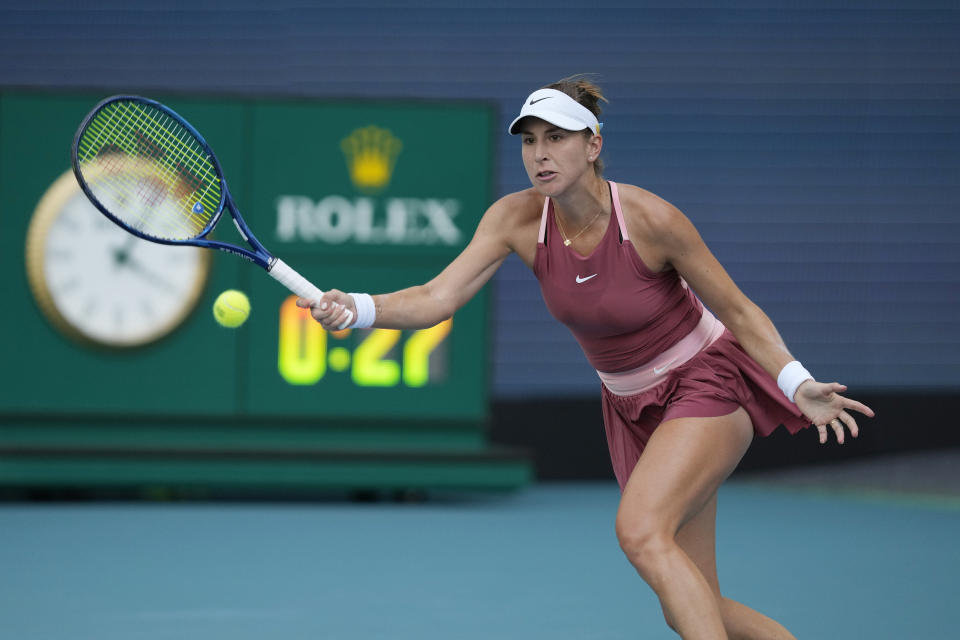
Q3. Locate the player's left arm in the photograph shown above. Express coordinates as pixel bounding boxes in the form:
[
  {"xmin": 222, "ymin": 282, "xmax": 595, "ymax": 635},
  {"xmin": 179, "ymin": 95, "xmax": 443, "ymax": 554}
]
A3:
[
  {"xmin": 646, "ymin": 200, "xmax": 790, "ymax": 379},
  {"xmin": 645, "ymin": 197, "xmax": 874, "ymax": 440}
]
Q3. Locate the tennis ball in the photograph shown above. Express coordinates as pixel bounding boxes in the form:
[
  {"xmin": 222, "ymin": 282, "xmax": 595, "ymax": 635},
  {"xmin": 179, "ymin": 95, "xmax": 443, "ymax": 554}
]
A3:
[{"xmin": 213, "ymin": 289, "xmax": 250, "ymax": 328}]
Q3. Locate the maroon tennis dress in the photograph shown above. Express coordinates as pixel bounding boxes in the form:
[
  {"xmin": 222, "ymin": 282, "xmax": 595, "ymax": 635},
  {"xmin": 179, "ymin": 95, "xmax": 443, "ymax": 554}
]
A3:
[{"xmin": 533, "ymin": 181, "xmax": 810, "ymax": 489}]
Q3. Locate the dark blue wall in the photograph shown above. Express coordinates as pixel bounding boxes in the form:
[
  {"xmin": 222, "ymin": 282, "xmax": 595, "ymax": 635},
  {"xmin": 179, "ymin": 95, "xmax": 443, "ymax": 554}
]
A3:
[{"xmin": 3, "ymin": 1, "xmax": 958, "ymax": 398}]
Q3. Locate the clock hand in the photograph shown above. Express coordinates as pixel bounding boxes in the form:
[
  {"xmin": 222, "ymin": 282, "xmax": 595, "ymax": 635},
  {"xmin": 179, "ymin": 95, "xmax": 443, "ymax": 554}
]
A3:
[
  {"xmin": 119, "ymin": 254, "xmax": 179, "ymax": 294},
  {"xmin": 111, "ymin": 237, "xmax": 179, "ymax": 293},
  {"xmin": 111, "ymin": 235, "xmax": 138, "ymax": 266}
]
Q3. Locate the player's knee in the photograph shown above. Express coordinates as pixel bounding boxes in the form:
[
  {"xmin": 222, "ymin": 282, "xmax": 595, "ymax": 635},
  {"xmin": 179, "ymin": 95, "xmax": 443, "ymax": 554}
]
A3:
[
  {"xmin": 615, "ymin": 516, "xmax": 673, "ymax": 577},
  {"xmin": 660, "ymin": 605, "xmax": 678, "ymax": 632}
]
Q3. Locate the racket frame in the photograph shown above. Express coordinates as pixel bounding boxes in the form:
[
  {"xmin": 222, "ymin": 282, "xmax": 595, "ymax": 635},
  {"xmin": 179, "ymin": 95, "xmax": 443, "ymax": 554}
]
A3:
[{"xmin": 71, "ymin": 94, "xmax": 275, "ymax": 270}]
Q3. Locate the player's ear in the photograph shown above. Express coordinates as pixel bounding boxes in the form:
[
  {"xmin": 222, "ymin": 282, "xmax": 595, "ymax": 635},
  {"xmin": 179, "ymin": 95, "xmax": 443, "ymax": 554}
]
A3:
[{"xmin": 586, "ymin": 133, "xmax": 602, "ymax": 162}]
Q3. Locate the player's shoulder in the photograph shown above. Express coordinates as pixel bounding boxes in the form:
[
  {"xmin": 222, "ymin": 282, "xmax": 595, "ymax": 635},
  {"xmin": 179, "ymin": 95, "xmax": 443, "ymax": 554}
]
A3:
[
  {"xmin": 614, "ymin": 182, "xmax": 686, "ymax": 239},
  {"xmin": 490, "ymin": 188, "xmax": 544, "ymax": 215},
  {"xmin": 482, "ymin": 188, "xmax": 544, "ymax": 227}
]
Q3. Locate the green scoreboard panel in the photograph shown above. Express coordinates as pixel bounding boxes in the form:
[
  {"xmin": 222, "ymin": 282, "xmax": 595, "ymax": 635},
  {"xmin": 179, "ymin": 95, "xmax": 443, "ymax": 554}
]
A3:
[
  {"xmin": 0, "ymin": 92, "xmax": 494, "ymax": 424},
  {"xmin": 242, "ymin": 100, "xmax": 493, "ymax": 420}
]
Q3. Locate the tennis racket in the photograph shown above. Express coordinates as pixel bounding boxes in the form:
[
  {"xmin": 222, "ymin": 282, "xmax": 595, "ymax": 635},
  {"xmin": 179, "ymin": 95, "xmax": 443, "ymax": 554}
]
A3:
[{"xmin": 71, "ymin": 95, "xmax": 352, "ymax": 326}]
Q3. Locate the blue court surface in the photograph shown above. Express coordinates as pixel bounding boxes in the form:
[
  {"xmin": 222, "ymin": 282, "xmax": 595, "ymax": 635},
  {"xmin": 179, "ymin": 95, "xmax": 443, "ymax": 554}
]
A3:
[{"xmin": 2, "ymin": 479, "xmax": 958, "ymax": 639}]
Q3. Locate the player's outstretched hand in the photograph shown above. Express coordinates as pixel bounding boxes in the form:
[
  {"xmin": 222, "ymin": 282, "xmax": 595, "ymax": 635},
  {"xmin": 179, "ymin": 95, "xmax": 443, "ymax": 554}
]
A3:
[
  {"xmin": 794, "ymin": 380, "xmax": 875, "ymax": 445},
  {"xmin": 297, "ymin": 289, "xmax": 356, "ymax": 331}
]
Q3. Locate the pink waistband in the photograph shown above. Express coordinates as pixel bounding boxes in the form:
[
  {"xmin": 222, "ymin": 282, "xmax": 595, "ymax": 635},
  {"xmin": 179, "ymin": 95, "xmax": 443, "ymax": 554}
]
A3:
[{"xmin": 598, "ymin": 309, "xmax": 726, "ymax": 397}]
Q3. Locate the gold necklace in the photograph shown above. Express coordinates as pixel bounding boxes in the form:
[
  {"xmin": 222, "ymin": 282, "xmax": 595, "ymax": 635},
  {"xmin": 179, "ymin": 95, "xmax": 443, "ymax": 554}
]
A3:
[{"xmin": 556, "ymin": 208, "xmax": 604, "ymax": 247}]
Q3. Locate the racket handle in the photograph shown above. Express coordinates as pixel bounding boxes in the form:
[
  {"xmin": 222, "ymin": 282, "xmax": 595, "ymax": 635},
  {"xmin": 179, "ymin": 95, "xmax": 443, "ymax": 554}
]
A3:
[{"xmin": 268, "ymin": 258, "xmax": 354, "ymax": 328}]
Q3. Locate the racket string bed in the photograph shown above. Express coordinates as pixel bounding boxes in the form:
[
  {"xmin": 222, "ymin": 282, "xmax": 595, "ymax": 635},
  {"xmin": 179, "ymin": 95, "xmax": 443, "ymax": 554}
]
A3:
[
  {"xmin": 111, "ymin": 103, "xmax": 218, "ymax": 237},
  {"xmin": 77, "ymin": 101, "xmax": 221, "ymax": 242},
  {"xmin": 134, "ymin": 104, "xmax": 222, "ymax": 223},
  {"xmin": 76, "ymin": 107, "xmax": 188, "ymax": 238}
]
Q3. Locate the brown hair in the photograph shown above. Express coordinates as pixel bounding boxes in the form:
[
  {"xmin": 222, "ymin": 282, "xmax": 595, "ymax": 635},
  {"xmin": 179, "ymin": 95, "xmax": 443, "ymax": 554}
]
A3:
[{"xmin": 544, "ymin": 74, "xmax": 608, "ymax": 175}]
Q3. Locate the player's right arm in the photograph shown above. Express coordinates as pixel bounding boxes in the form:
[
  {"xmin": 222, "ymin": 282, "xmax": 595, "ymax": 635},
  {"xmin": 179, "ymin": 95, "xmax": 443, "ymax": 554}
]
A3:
[{"xmin": 301, "ymin": 193, "xmax": 527, "ymax": 331}]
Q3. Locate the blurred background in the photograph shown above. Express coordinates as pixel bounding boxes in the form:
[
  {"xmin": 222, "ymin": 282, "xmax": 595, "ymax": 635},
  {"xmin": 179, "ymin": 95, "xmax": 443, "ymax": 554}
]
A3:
[
  {"xmin": 2, "ymin": 3, "xmax": 959, "ymax": 639},
  {"xmin": 1, "ymin": 0, "xmax": 958, "ymax": 492}
]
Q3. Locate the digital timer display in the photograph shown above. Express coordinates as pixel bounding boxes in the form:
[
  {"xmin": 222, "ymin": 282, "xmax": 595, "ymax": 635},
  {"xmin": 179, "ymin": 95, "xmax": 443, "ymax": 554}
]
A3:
[{"xmin": 277, "ymin": 296, "xmax": 453, "ymax": 388}]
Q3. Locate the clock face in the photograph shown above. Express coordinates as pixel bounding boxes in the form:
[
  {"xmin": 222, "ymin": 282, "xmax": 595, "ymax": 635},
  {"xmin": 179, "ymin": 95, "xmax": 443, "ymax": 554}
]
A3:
[{"xmin": 26, "ymin": 170, "xmax": 210, "ymax": 348}]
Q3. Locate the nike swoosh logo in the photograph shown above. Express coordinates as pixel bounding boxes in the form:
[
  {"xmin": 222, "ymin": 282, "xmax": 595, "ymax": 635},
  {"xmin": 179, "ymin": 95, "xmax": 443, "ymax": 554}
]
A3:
[
  {"xmin": 653, "ymin": 359, "xmax": 676, "ymax": 375},
  {"xmin": 575, "ymin": 274, "xmax": 598, "ymax": 284},
  {"xmin": 529, "ymin": 97, "xmax": 552, "ymax": 105}
]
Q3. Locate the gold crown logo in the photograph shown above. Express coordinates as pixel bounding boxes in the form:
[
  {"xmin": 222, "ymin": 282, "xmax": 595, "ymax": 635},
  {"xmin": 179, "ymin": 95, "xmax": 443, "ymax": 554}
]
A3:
[{"xmin": 340, "ymin": 125, "xmax": 403, "ymax": 193}]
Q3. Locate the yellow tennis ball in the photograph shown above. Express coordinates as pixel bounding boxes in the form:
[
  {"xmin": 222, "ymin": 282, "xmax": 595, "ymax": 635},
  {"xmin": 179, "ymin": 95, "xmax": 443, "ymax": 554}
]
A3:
[{"xmin": 213, "ymin": 289, "xmax": 250, "ymax": 328}]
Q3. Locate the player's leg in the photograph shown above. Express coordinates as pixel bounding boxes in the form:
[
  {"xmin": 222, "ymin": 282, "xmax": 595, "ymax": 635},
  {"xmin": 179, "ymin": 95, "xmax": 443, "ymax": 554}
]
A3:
[
  {"xmin": 614, "ymin": 407, "xmax": 753, "ymax": 639},
  {"xmin": 674, "ymin": 492, "xmax": 797, "ymax": 639}
]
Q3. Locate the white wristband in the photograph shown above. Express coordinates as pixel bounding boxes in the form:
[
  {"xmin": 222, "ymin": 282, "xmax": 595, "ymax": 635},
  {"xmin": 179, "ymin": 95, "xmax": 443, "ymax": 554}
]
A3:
[
  {"xmin": 348, "ymin": 293, "xmax": 376, "ymax": 329},
  {"xmin": 777, "ymin": 360, "xmax": 813, "ymax": 403}
]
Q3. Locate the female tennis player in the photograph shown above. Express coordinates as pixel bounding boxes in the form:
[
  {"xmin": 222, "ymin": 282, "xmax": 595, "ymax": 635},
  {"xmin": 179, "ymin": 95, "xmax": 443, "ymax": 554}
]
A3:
[{"xmin": 301, "ymin": 76, "xmax": 873, "ymax": 639}]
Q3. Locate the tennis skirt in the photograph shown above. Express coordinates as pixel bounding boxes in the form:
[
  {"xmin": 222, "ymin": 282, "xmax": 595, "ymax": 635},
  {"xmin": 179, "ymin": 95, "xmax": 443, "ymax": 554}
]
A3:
[{"xmin": 601, "ymin": 328, "xmax": 811, "ymax": 490}]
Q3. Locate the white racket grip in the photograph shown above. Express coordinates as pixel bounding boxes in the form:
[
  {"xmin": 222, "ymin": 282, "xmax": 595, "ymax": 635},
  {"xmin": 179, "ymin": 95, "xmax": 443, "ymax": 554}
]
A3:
[{"xmin": 268, "ymin": 258, "xmax": 354, "ymax": 329}]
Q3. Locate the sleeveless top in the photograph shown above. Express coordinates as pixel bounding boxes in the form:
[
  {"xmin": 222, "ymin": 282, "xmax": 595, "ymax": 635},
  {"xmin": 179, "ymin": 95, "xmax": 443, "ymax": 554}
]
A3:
[{"xmin": 532, "ymin": 181, "xmax": 704, "ymax": 374}]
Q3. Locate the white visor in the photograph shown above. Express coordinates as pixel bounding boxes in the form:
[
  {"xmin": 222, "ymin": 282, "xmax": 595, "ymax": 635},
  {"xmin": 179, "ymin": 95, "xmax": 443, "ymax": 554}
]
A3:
[{"xmin": 508, "ymin": 88, "xmax": 603, "ymax": 136}]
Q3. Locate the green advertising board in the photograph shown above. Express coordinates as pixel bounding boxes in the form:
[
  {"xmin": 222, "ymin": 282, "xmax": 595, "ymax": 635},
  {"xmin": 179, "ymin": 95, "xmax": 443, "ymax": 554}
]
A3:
[
  {"xmin": 0, "ymin": 92, "xmax": 527, "ymax": 493},
  {"xmin": 241, "ymin": 100, "xmax": 492, "ymax": 420},
  {"xmin": 1, "ymin": 92, "xmax": 491, "ymax": 419}
]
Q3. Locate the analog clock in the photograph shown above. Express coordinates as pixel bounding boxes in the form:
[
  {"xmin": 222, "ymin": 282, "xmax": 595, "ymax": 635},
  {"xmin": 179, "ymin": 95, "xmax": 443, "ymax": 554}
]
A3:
[{"xmin": 25, "ymin": 169, "xmax": 210, "ymax": 348}]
